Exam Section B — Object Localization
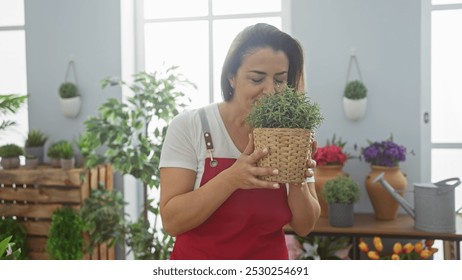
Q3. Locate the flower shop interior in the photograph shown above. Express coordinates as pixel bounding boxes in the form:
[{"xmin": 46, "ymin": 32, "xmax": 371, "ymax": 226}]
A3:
[{"xmin": 1, "ymin": 0, "xmax": 461, "ymax": 261}]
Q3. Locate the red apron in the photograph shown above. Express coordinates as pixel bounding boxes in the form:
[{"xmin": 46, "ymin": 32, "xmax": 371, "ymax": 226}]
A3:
[{"xmin": 170, "ymin": 157, "xmax": 292, "ymax": 260}]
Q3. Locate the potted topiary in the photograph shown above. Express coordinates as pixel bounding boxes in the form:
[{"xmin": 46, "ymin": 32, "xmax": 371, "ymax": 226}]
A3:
[
  {"xmin": 47, "ymin": 141, "xmax": 64, "ymax": 167},
  {"xmin": 58, "ymin": 81, "xmax": 81, "ymax": 118},
  {"xmin": 323, "ymin": 176, "xmax": 361, "ymax": 227},
  {"xmin": 25, "ymin": 129, "xmax": 48, "ymax": 164},
  {"xmin": 343, "ymin": 80, "xmax": 367, "ymax": 121},
  {"xmin": 245, "ymin": 84, "xmax": 324, "ymax": 183},
  {"xmin": 0, "ymin": 143, "xmax": 23, "ymax": 169}
]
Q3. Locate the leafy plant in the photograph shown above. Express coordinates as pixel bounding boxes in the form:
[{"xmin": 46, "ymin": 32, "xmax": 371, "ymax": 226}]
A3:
[
  {"xmin": 25, "ymin": 129, "xmax": 48, "ymax": 147},
  {"xmin": 245, "ymin": 84, "xmax": 323, "ymax": 129},
  {"xmin": 0, "ymin": 236, "xmax": 22, "ymax": 260},
  {"xmin": 344, "ymin": 80, "xmax": 367, "ymax": 100},
  {"xmin": 296, "ymin": 236, "xmax": 352, "ymax": 260},
  {"xmin": 0, "ymin": 144, "xmax": 24, "ymax": 158},
  {"xmin": 75, "ymin": 132, "xmax": 100, "ymax": 158},
  {"xmin": 57, "ymin": 140, "xmax": 74, "ymax": 159},
  {"xmin": 83, "ymin": 67, "xmax": 194, "ymax": 259},
  {"xmin": 0, "ymin": 217, "xmax": 27, "ymax": 259},
  {"xmin": 47, "ymin": 140, "xmax": 66, "ymax": 159},
  {"xmin": 47, "ymin": 207, "xmax": 84, "ymax": 260},
  {"xmin": 0, "ymin": 94, "xmax": 27, "ymax": 133},
  {"xmin": 59, "ymin": 82, "xmax": 78, "ymax": 98},
  {"xmin": 323, "ymin": 176, "xmax": 360, "ymax": 204},
  {"xmin": 80, "ymin": 186, "xmax": 126, "ymax": 254}
]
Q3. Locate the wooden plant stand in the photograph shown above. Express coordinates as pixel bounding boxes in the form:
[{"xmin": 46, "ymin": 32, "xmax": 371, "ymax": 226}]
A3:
[{"xmin": 0, "ymin": 164, "xmax": 114, "ymax": 260}]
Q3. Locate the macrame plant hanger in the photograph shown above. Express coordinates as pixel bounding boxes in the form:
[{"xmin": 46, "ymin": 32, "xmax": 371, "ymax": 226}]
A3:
[
  {"xmin": 343, "ymin": 52, "xmax": 367, "ymax": 121},
  {"xmin": 59, "ymin": 58, "xmax": 81, "ymax": 118}
]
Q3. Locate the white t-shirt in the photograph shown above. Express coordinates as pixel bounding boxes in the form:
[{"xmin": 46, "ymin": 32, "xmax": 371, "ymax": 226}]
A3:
[{"xmin": 159, "ymin": 103, "xmax": 241, "ymax": 190}]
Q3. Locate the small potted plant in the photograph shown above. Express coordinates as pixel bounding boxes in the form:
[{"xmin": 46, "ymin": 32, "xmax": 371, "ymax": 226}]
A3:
[
  {"xmin": 47, "ymin": 141, "xmax": 64, "ymax": 168},
  {"xmin": 323, "ymin": 176, "xmax": 360, "ymax": 227},
  {"xmin": 58, "ymin": 81, "xmax": 81, "ymax": 118},
  {"xmin": 245, "ymin": 85, "xmax": 324, "ymax": 183},
  {"xmin": 57, "ymin": 140, "xmax": 75, "ymax": 169},
  {"xmin": 25, "ymin": 154, "xmax": 39, "ymax": 169},
  {"xmin": 343, "ymin": 80, "xmax": 367, "ymax": 121},
  {"xmin": 25, "ymin": 129, "xmax": 48, "ymax": 164},
  {"xmin": 0, "ymin": 144, "xmax": 24, "ymax": 169}
]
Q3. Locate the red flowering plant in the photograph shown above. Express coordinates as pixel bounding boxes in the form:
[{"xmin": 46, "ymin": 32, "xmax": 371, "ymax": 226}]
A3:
[
  {"xmin": 358, "ymin": 236, "xmax": 438, "ymax": 260},
  {"xmin": 313, "ymin": 134, "xmax": 350, "ymax": 166}
]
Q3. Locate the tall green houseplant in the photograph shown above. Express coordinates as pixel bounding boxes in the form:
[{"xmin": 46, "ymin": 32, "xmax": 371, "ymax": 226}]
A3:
[
  {"xmin": 0, "ymin": 94, "xmax": 27, "ymax": 137},
  {"xmin": 83, "ymin": 66, "xmax": 194, "ymax": 259}
]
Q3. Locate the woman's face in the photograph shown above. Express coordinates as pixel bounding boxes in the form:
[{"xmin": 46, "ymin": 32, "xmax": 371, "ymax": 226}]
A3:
[{"xmin": 228, "ymin": 47, "xmax": 289, "ymax": 110}]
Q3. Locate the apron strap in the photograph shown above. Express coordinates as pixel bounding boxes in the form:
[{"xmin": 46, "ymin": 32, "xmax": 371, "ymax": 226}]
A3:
[{"xmin": 199, "ymin": 108, "xmax": 217, "ymax": 167}]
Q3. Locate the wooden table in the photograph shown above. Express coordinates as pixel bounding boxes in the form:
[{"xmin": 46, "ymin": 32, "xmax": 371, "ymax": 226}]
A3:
[{"xmin": 287, "ymin": 213, "xmax": 462, "ymax": 260}]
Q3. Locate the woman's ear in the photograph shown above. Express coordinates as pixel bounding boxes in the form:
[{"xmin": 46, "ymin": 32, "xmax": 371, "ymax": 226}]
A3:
[{"xmin": 228, "ymin": 75, "xmax": 235, "ymax": 89}]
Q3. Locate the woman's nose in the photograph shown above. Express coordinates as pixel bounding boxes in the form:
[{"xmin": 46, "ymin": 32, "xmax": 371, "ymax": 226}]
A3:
[{"xmin": 262, "ymin": 80, "xmax": 279, "ymax": 94}]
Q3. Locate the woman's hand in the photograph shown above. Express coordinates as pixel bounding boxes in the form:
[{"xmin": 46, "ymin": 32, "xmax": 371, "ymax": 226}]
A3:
[
  {"xmin": 221, "ymin": 134, "xmax": 280, "ymax": 191},
  {"xmin": 305, "ymin": 139, "xmax": 318, "ymax": 178}
]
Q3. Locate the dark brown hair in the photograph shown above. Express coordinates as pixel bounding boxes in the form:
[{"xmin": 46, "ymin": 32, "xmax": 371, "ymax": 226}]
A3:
[{"xmin": 221, "ymin": 23, "xmax": 305, "ymax": 101}]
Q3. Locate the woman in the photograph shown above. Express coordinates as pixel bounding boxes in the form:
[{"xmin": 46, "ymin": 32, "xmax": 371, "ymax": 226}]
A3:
[{"xmin": 159, "ymin": 23, "xmax": 320, "ymax": 260}]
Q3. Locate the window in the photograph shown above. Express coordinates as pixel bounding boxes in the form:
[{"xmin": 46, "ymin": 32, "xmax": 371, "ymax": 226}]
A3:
[
  {"xmin": 136, "ymin": 0, "xmax": 287, "ymax": 109},
  {"xmin": 0, "ymin": 0, "xmax": 28, "ymax": 146},
  {"xmin": 422, "ymin": 0, "xmax": 462, "ymax": 259}
]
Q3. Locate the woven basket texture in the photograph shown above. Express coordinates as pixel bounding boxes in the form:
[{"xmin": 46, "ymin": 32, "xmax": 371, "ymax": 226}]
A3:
[{"xmin": 253, "ymin": 128, "xmax": 312, "ymax": 183}]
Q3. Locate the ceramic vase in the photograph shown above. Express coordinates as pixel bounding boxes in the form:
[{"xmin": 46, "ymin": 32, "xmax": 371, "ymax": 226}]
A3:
[
  {"xmin": 314, "ymin": 165, "xmax": 347, "ymax": 218},
  {"xmin": 365, "ymin": 165, "xmax": 407, "ymax": 220}
]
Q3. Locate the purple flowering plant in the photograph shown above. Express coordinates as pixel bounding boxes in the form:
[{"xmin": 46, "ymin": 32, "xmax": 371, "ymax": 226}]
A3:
[{"xmin": 361, "ymin": 136, "xmax": 408, "ymax": 167}]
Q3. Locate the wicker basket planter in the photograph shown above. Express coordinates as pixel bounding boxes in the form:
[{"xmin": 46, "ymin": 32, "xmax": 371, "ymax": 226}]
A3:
[{"xmin": 253, "ymin": 127, "xmax": 313, "ymax": 183}]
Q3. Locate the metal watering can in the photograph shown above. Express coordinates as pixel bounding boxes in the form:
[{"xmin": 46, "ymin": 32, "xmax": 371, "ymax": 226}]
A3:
[{"xmin": 374, "ymin": 173, "xmax": 461, "ymax": 233}]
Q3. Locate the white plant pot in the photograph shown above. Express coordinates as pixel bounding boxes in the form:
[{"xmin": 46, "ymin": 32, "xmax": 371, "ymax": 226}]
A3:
[
  {"xmin": 343, "ymin": 97, "xmax": 367, "ymax": 121},
  {"xmin": 59, "ymin": 96, "xmax": 81, "ymax": 118}
]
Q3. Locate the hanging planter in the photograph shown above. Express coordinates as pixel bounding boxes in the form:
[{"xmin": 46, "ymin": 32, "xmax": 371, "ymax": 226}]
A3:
[
  {"xmin": 343, "ymin": 54, "xmax": 367, "ymax": 121},
  {"xmin": 58, "ymin": 60, "xmax": 81, "ymax": 118}
]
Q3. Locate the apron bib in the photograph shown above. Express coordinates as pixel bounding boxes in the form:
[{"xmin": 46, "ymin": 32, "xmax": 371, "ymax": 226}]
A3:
[{"xmin": 170, "ymin": 157, "xmax": 292, "ymax": 260}]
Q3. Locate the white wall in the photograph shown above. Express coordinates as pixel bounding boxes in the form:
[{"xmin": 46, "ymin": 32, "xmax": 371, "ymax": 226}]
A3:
[{"xmin": 292, "ymin": 0, "xmax": 423, "ymax": 213}]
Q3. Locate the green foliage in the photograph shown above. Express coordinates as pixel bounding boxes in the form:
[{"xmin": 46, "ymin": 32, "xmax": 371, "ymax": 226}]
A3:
[
  {"xmin": 0, "ymin": 236, "xmax": 22, "ymax": 260},
  {"xmin": 344, "ymin": 80, "xmax": 367, "ymax": 100},
  {"xmin": 125, "ymin": 216, "xmax": 174, "ymax": 260},
  {"xmin": 323, "ymin": 176, "xmax": 361, "ymax": 204},
  {"xmin": 297, "ymin": 236, "xmax": 352, "ymax": 260},
  {"xmin": 59, "ymin": 82, "xmax": 78, "ymax": 98},
  {"xmin": 80, "ymin": 186, "xmax": 126, "ymax": 253},
  {"xmin": 0, "ymin": 144, "xmax": 24, "ymax": 157},
  {"xmin": 0, "ymin": 94, "xmax": 27, "ymax": 133},
  {"xmin": 0, "ymin": 218, "xmax": 27, "ymax": 259},
  {"xmin": 245, "ymin": 85, "xmax": 323, "ymax": 129},
  {"xmin": 25, "ymin": 129, "xmax": 48, "ymax": 147},
  {"xmin": 56, "ymin": 140, "xmax": 74, "ymax": 159},
  {"xmin": 47, "ymin": 207, "xmax": 84, "ymax": 260},
  {"xmin": 75, "ymin": 132, "xmax": 100, "ymax": 158},
  {"xmin": 47, "ymin": 140, "xmax": 66, "ymax": 159}
]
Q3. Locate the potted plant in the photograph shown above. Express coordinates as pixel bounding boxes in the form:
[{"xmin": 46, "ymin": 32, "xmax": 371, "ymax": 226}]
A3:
[
  {"xmin": 25, "ymin": 129, "xmax": 48, "ymax": 164},
  {"xmin": 0, "ymin": 143, "xmax": 23, "ymax": 169},
  {"xmin": 57, "ymin": 140, "xmax": 75, "ymax": 169},
  {"xmin": 362, "ymin": 135, "xmax": 409, "ymax": 220},
  {"xmin": 83, "ymin": 67, "xmax": 192, "ymax": 259},
  {"xmin": 343, "ymin": 80, "xmax": 367, "ymax": 121},
  {"xmin": 312, "ymin": 134, "xmax": 350, "ymax": 217},
  {"xmin": 323, "ymin": 176, "xmax": 360, "ymax": 227},
  {"xmin": 25, "ymin": 154, "xmax": 39, "ymax": 169},
  {"xmin": 47, "ymin": 207, "xmax": 84, "ymax": 260},
  {"xmin": 47, "ymin": 141, "xmax": 64, "ymax": 167},
  {"xmin": 245, "ymin": 84, "xmax": 323, "ymax": 183},
  {"xmin": 58, "ymin": 81, "xmax": 81, "ymax": 118}
]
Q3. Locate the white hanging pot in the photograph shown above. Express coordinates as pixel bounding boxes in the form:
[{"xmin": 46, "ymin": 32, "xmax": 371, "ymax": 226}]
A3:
[
  {"xmin": 59, "ymin": 96, "xmax": 81, "ymax": 118},
  {"xmin": 343, "ymin": 97, "xmax": 367, "ymax": 121}
]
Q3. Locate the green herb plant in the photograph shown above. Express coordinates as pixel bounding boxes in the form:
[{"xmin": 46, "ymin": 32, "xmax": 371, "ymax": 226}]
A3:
[
  {"xmin": 0, "ymin": 218, "xmax": 27, "ymax": 259},
  {"xmin": 0, "ymin": 236, "xmax": 22, "ymax": 260},
  {"xmin": 344, "ymin": 80, "xmax": 367, "ymax": 100},
  {"xmin": 47, "ymin": 141, "xmax": 66, "ymax": 159},
  {"xmin": 245, "ymin": 85, "xmax": 323, "ymax": 130},
  {"xmin": 25, "ymin": 129, "xmax": 48, "ymax": 147},
  {"xmin": 0, "ymin": 144, "xmax": 24, "ymax": 158},
  {"xmin": 57, "ymin": 140, "xmax": 74, "ymax": 159},
  {"xmin": 47, "ymin": 207, "xmax": 84, "ymax": 260},
  {"xmin": 59, "ymin": 82, "xmax": 78, "ymax": 98},
  {"xmin": 323, "ymin": 176, "xmax": 361, "ymax": 204}
]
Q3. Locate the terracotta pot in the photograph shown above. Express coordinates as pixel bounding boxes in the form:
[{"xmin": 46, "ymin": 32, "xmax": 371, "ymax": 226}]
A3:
[
  {"xmin": 365, "ymin": 165, "xmax": 407, "ymax": 220},
  {"xmin": 314, "ymin": 165, "xmax": 347, "ymax": 217}
]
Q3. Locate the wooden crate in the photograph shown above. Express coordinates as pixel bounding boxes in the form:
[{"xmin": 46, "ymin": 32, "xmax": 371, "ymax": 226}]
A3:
[{"xmin": 0, "ymin": 164, "xmax": 115, "ymax": 260}]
